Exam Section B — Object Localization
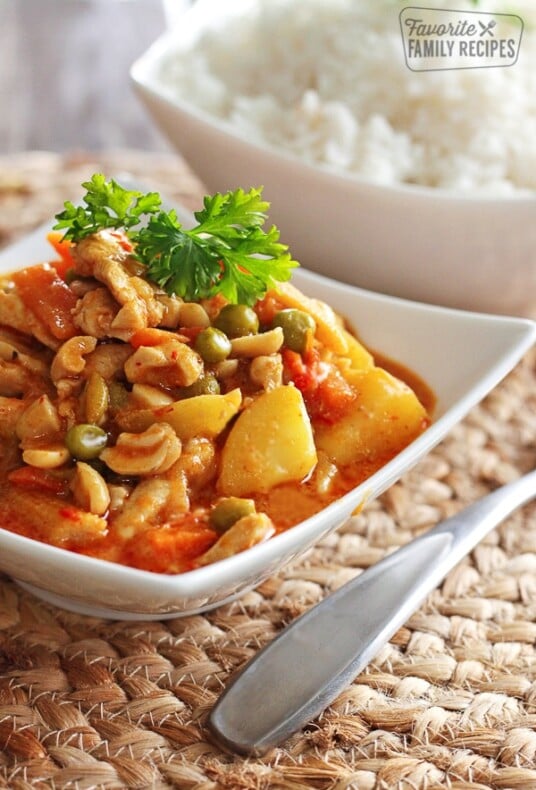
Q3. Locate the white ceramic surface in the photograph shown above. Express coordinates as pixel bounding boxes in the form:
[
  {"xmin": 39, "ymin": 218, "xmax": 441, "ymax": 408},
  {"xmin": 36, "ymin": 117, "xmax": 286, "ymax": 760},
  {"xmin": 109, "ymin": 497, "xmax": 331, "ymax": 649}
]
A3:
[
  {"xmin": 0, "ymin": 223, "xmax": 534, "ymax": 620},
  {"xmin": 130, "ymin": 0, "xmax": 536, "ymax": 316}
]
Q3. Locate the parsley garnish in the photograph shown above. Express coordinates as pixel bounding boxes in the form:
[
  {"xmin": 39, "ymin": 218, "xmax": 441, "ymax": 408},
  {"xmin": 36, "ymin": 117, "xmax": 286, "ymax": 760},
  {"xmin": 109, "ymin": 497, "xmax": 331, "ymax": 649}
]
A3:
[
  {"xmin": 54, "ymin": 176, "xmax": 298, "ymax": 305},
  {"xmin": 54, "ymin": 174, "xmax": 161, "ymax": 240}
]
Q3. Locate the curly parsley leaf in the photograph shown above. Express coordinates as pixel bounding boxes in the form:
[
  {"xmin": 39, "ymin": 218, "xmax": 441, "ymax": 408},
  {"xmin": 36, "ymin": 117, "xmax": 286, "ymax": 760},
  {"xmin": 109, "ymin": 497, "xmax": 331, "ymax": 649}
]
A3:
[
  {"xmin": 53, "ymin": 174, "xmax": 161, "ymax": 241},
  {"xmin": 135, "ymin": 210, "xmax": 223, "ymax": 301},
  {"xmin": 54, "ymin": 176, "xmax": 298, "ymax": 304},
  {"xmin": 134, "ymin": 186, "xmax": 297, "ymax": 304}
]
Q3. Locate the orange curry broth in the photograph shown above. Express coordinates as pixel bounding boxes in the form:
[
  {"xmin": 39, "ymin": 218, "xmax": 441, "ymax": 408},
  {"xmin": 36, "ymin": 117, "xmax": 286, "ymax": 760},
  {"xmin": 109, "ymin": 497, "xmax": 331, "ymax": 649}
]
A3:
[{"xmin": 0, "ymin": 256, "xmax": 434, "ymax": 574}]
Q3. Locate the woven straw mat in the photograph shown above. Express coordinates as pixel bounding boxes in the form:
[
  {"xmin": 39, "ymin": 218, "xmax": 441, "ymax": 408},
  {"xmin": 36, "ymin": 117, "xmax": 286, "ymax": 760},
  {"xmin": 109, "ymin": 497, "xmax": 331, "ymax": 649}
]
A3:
[{"xmin": 0, "ymin": 151, "xmax": 535, "ymax": 790}]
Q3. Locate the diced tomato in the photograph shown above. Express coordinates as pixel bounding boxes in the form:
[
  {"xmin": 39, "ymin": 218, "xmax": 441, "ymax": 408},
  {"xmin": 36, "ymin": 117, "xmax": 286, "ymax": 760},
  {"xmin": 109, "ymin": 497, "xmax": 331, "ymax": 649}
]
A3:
[
  {"xmin": 201, "ymin": 293, "xmax": 228, "ymax": 321},
  {"xmin": 46, "ymin": 231, "xmax": 75, "ymax": 279},
  {"xmin": 8, "ymin": 466, "xmax": 70, "ymax": 496},
  {"xmin": 308, "ymin": 370, "xmax": 356, "ymax": 423},
  {"xmin": 12, "ymin": 264, "xmax": 78, "ymax": 341},
  {"xmin": 109, "ymin": 230, "xmax": 134, "ymax": 253},
  {"xmin": 254, "ymin": 292, "xmax": 282, "ymax": 326},
  {"xmin": 282, "ymin": 347, "xmax": 356, "ymax": 424},
  {"xmin": 282, "ymin": 348, "xmax": 318, "ymax": 396},
  {"xmin": 177, "ymin": 326, "xmax": 203, "ymax": 343}
]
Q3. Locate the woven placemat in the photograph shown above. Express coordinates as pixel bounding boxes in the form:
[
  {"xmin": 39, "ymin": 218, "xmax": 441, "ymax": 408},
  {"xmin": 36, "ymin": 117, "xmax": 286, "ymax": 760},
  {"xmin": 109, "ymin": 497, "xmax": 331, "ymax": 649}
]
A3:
[{"xmin": 0, "ymin": 151, "xmax": 535, "ymax": 790}]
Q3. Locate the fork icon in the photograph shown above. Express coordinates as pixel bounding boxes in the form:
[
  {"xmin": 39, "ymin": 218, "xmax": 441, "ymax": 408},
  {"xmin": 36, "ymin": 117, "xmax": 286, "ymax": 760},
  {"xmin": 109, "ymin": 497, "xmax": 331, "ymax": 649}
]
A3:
[{"xmin": 479, "ymin": 19, "xmax": 496, "ymax": 36}]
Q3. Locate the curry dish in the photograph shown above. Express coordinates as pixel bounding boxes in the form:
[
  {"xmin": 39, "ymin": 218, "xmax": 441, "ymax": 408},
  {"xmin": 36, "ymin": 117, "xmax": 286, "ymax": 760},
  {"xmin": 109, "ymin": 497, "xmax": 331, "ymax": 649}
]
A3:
[{"xmin": 0, "ymin": 229, "xmax": 431, "ymax": 573}]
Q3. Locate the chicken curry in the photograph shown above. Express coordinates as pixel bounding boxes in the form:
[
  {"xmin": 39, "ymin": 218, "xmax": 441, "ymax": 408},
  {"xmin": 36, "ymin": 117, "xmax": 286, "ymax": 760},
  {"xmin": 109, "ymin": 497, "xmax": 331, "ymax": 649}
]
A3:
[{"xmin": 0, "ymin": 179, "xmax": 432, "ymax": 573}]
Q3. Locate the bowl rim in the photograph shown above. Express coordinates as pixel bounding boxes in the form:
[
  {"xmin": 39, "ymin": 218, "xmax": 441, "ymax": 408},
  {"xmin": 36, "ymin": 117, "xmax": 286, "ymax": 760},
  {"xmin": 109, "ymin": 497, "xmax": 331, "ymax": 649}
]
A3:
[{"xmin": 131, "ymin": 15, "xmax": 536, "ymax": 207}]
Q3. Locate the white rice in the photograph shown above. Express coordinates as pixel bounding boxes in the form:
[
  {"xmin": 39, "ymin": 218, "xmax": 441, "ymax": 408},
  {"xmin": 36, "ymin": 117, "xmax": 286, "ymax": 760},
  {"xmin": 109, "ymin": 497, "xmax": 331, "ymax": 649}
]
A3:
[{"xmin": 158, "ymin": 0, "xmax": 536, "ymax": 195}]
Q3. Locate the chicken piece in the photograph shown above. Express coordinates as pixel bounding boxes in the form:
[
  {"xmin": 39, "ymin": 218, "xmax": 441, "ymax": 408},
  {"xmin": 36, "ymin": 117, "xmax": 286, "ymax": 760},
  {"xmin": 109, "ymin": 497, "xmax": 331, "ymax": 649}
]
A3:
[
  {"xmin": 0, "ymin": 333, "xmax": 52, "ymax": 397},
  {"xmin": 73, "ymin": 231, "xmax": 164, "ymax": 337},
  {"xmin": 249, "ymin": 354, "xmax": 283, "ymax": 391},
  {"xmin": 72, "ymin": 229, "xmax": 130, "ymax": 278},
  {"xmin": 84, "ymin": 343, "xmax": 132, "ymax": 382},
  {"xmin": 0, "ymin": 396, "xmax": 27, "ymax": 439},
  {"xmin": 107, "ymin": 484, "xmax": 131, "ymax": 512},
  {"xmin": 0, "ymin": 338, "xmax": 49, "ymax": 378},
  {"xmin": 174, "ymin": 437, "xmax": 217, "ymax": 491},
  {"xmin": 0, "ymin": 326, "xmax": 49, "ymax": 357},
  {"xmin": 163, "ymin": 437, "xmax": 217, "ymax": 518},
  {"xmin": 72, "ymin": 287, "xmax": 122, "ymax": 340},
  {"xmin": 157, "ymin": 294, "xmax": 183, "ymax": 328},
  {"xmin": 0, "ymin": 291, "xmax": 60, "ymax": 350},
  {"xmin": 124, "ymin": 340, "xmax": 202, "ymax": 389},
  {"xmin": 112, "ymin": 478, "xmax": 172, "ymax": 540},
  {"xmin": 1, "ymin": 485, "xmax": 107, "ymax": 547},
  {"xmin": 0, "ymin": 360, "xmax": 48, "ymax": 398}
]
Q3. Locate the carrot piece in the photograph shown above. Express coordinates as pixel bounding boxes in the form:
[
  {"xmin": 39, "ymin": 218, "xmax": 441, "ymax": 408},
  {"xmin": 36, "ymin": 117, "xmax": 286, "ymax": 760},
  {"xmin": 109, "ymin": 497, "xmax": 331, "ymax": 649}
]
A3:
[
  {"xmin": 12, "ymin": 264, "xmax": 78, "ymax": 341},
  {"xmin": 124, "ymin": 523, "xmax": 217, "ymax": 573},
  {"xmin": 129, "ymin": 328, "xmax": 170, "ymax": 348},
  {"xmin": 46, "ymin": 231, "xmax": 75, "ymax": 278},
  {"xmin": 129, "ymin": 327, "xmax": 188, "ymax": 348}
]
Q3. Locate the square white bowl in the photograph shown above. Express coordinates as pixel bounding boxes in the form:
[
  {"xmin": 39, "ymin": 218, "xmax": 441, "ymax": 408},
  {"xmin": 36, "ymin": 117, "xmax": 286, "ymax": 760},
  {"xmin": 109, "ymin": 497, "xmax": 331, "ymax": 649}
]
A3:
[{"xmin": 0, "ymin": 223, "xmax": 534, "ymax": 620}]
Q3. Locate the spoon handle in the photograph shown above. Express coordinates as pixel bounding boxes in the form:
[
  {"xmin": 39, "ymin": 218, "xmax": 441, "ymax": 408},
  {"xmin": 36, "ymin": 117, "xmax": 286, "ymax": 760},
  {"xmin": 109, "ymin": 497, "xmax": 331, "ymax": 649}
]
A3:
[{"xmin": 209, "ymin": 470, "xmax": 536, "ymax": 755}]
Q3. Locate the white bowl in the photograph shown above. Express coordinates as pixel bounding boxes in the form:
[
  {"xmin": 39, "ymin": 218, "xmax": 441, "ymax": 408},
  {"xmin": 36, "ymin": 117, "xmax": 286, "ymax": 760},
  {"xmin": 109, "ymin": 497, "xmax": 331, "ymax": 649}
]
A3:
[
  {"xmin": 131, "ymin": 2, "xmax": 536, "ymax": 316},
  {"xmin": 0, "ymin": 221, "xmax": 534, "ymax": 619}
]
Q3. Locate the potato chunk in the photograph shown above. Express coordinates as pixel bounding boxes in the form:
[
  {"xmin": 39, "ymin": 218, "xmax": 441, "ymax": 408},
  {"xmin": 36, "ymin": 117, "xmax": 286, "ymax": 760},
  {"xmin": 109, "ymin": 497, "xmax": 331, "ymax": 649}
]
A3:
[
  {"xmin": 339, "ymin": 329, "xmax": 374, "ymax": 371},
  {"xmin": 314, "ymin": 367, "xmax": 428, "ymax": 467},
  {"xmin": 218, "ymin": 386, "xmax": 317, "ymax": 496},
  {"xmin": 117, "ymin": 389, "xmax": 242, "ymax": 441}
]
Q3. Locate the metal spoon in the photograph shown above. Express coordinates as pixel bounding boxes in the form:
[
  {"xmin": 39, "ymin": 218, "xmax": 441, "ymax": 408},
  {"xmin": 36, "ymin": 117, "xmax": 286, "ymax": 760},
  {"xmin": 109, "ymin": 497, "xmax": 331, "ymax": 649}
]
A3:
[{"xmin": 209, "ymin": 469, "xmax": 536, "ymax": 755}]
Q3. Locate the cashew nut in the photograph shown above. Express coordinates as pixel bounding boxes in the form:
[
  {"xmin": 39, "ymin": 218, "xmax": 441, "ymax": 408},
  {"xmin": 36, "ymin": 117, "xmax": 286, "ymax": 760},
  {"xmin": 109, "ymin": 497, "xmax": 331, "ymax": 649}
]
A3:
[
  {"xmin": 22, "ymin": 445, "xmax": 71, "ymax": 469},
  {"xmin": 71, "ymin": 462, "xmax": 111, "ymax": 516},
  {"xmin": 196, "ymin": 512, "xmax": 275, "ymax": 566},
  {"xmin": 51, "ymin": 335, "xmax": 97, "ymax": 395},
  {"xmin": 230, "ymin": 327, "xmax": 284, "ymax": 358}
]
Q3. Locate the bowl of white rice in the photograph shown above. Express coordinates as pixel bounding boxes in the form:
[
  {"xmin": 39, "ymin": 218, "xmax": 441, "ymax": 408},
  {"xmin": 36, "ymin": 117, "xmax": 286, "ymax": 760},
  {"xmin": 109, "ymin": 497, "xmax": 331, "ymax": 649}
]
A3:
[{"xmin": 131, "ymin": 0, "xmax": 536, "ymax": 315}]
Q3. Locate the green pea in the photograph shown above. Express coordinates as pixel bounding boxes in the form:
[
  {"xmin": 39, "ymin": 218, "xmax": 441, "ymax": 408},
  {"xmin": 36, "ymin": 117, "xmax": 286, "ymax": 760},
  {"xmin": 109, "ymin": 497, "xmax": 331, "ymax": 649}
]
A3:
[
  {"xmin": 272, "ymin": 308, "xmax": 316, "ymax": 353},
  {"xmin": 180, "ymin": 374, "xmax": 220, "ymax": 398},
  {"xmin": 65, "ymin": 423, "xmax": 108, "ymax": 460},
  {"xmin": 194, "ymin": 327, "xmax": 232, "ymax": 363},
  {"xmin": 209, "ymin": 497, "xmax": 256, "ymax": 534},
  {"xmin": 214, "ymin": 304, "xmax": 259, "ymax": 338}
]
